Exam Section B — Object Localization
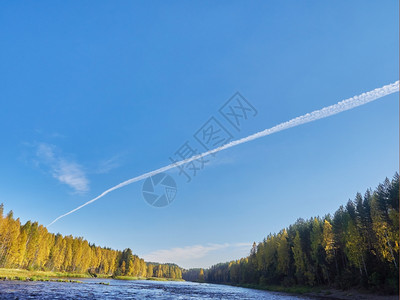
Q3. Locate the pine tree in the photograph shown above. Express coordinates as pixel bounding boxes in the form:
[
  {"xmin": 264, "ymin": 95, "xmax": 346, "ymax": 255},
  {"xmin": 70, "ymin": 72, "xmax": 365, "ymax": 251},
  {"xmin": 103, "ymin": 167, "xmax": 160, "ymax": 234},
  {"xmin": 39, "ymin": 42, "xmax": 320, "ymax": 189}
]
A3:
[
  {"xmin": 198, "ymin": 268, "xmax": 204, "ymax": 282},
  {"xmin": 277, "ymin": 229, "xmax": 290, "ymax": 277},
  {"xmin": 292, "ymin": 231, "xmax": 306, "ymax": 284},
  {"xmin": 121, "ymin": 261, "xmax": 126, "ymax": 275}
]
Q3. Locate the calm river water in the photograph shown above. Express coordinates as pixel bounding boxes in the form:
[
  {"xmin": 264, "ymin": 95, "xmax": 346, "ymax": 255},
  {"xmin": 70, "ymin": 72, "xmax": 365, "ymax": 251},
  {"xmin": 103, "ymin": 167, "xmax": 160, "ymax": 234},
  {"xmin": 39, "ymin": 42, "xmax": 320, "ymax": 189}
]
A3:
[{"xmin": 0, "ymin": 279, "xmax": 319, "ymax": 299}]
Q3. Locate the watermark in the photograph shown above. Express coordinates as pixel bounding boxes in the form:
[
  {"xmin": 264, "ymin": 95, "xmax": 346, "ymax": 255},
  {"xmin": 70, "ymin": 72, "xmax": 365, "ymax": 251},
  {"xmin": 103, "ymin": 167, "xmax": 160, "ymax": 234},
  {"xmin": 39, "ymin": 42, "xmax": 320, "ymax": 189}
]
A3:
[
  {"xmin": 219, "ymin": 92, "xmax": 258, "ymax": 131},
  {"xmin": 169, "ymin": 141, "xmax": 209, "ymax": 183},
  {"xmin": 142, "ymin": 92, "xmax": 257, "ymax": 207},
  {"xmin": 194, "ymin": 117, "xmax": 234, "ymax": 153},
  {"xmin": 142, "ymin": 172, "xmax": 177, "ymax": 207}
]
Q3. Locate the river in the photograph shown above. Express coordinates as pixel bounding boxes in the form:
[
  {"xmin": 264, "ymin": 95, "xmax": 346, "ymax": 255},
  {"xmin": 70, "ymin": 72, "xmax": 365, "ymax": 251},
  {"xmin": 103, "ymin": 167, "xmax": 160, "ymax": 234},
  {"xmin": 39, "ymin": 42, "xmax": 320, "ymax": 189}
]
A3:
[{"xmin": 0, "ymin": 279, "xmax": 319, "ymax": 299}]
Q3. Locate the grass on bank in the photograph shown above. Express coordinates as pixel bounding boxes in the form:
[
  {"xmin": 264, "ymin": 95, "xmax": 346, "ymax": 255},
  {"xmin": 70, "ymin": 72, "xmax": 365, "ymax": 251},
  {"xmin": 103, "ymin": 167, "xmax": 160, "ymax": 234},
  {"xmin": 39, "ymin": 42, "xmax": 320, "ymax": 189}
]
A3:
[
  {"xmin": 0, "ymin": 268, "xmax": 90, "ymax": 282},
  {"xmin": 114, "ymin": 275, "xmax": 184, "ymax": 281},
  {"xmin": 0, "ymin": 268, "xmax": 184, "ymax": 283},
  {"xmin": 146, "ymin": 277, "xmax": 184, "ymax": 282},
  {"xmin": 0, "ymin": 268, "xmax": 90, "ymax": 280}
]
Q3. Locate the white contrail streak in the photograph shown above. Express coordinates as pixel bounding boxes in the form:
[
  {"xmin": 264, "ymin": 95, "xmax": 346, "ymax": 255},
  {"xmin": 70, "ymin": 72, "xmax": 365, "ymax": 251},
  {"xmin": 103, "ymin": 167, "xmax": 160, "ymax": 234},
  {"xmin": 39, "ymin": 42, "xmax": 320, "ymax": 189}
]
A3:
[{"xmin": 47, "ymin": 81, "xmax": 399, "ymax": 227}]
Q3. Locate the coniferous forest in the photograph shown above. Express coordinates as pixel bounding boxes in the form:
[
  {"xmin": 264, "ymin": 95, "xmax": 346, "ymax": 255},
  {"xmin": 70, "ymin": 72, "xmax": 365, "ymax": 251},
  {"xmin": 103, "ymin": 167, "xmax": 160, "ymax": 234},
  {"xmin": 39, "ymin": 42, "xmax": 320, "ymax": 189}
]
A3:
[
  {"xmin": 0, "ymin": 174, "xmax": 398, "ymax": 293},
  {"xmin": 0, "ymin": 206, "xmax": 182, "ymax": 280},
  {"xmin": 183, "ymin": 174, "xmax": 399, "ymax": 294}
]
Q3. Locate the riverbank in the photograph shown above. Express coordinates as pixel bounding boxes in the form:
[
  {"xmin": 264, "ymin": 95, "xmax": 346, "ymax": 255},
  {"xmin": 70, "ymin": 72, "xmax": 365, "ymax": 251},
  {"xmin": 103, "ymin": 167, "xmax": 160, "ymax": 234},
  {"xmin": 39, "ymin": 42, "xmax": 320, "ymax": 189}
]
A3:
[
  {"xmin": 0, "ymin": 268, "xmax": 184, "ymax": 283},
  {"xmin": 305, "ymin": 288, "xmax": 398, "ymax": 300},
  {"xmin": 230, "ymin": 283, "xmax": 397, "ymax": 300}
]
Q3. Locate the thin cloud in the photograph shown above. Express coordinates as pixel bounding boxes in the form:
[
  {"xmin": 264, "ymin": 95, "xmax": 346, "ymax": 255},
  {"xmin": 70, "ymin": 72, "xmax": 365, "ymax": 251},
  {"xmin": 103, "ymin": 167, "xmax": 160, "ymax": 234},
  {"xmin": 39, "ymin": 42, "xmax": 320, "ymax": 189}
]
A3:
[
  {"xmin": 36, "ymin": 143, "xmax": 89, "ymax": 193},
  {"xmin": 142, "ymin": 243, "xmax": 251, "ymax": 268},
  {"xmin": 95, "ymin": 155, "xmax": 122, "ymax": 174}
]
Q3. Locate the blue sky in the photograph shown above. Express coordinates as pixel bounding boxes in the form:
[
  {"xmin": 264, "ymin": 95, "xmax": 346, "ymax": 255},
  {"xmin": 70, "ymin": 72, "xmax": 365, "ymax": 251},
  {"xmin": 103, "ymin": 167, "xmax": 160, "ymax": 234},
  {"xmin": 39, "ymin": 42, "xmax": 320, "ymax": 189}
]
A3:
[{"xmin": 0, "ymin": 1, "xmax": 398, "ymax": 268}]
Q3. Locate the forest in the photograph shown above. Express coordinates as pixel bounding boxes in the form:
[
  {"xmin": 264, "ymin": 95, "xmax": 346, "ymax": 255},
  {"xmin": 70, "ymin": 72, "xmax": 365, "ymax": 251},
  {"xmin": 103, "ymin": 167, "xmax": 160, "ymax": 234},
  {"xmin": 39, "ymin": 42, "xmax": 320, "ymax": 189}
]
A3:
[
  {"xmin": 0, "ymin": 174, "xmax": 398, "ymax": 291},
  {"xmin": 0, "ymin": 206, "xmax": 182, "ymax": 279},
  {"xmin": 183, "ymin": 174, "xmax": 399, "ymax": 293}
]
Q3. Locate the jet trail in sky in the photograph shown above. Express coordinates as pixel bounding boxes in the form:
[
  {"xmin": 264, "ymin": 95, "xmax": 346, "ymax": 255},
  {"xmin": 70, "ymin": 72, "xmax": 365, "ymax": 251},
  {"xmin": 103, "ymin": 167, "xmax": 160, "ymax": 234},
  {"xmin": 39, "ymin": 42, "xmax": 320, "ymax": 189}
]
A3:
[{"xmin": 47, "ymin": 80, "xmax": 399, "ymax": 227}]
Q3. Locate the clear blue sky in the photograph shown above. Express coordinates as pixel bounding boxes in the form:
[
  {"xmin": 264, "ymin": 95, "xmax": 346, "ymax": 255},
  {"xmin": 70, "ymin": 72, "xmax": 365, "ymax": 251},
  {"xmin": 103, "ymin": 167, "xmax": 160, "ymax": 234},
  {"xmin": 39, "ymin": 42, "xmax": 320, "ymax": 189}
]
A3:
[{"xmin": 0, "ymin": 1, "xmax": 398, "ymax": 268}]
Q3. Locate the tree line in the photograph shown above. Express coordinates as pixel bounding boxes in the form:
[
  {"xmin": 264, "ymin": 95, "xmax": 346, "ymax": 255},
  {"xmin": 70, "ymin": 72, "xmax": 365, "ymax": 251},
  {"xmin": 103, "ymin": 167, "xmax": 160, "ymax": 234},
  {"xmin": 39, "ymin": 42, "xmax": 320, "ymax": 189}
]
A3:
[
  {"xmin": 183, "ymin": 174, "xmax": 399, "ymax": 293},
  {"xmin": 0, "ymin": 206, "xmax": 182, "ymax": 279}
]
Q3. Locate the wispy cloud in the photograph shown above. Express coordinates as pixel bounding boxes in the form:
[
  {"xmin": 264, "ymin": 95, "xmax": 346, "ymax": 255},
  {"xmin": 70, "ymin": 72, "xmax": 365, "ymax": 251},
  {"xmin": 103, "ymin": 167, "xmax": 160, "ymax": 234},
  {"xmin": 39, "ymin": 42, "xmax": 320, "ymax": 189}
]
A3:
[
  {"xmin": 94, "ymin": 155, "xmax": 122, "ymax": 174},
  {"xmin": 36, "ymin": 143, "xmax": 89, "ymax": 193},
  {"xmin": 142, "ymin": 242, "xmax": 251, "ymax": 268}
]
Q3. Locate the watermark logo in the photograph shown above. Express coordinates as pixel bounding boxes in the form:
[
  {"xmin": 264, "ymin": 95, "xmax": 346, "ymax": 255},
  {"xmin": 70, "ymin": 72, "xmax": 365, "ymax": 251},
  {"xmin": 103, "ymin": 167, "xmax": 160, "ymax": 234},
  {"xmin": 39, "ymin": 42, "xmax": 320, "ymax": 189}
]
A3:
[{"xmin": 142, "ymin": 173, "xmax": 177, "ymax": 207}]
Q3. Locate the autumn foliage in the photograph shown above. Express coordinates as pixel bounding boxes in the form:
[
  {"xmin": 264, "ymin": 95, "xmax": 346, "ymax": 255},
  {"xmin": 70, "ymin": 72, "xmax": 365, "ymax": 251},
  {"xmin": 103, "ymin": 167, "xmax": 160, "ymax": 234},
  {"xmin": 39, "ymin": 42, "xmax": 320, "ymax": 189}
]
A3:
[{"xmin": 0, "ymin": 206, "xmax": 182, "ymax": 279}]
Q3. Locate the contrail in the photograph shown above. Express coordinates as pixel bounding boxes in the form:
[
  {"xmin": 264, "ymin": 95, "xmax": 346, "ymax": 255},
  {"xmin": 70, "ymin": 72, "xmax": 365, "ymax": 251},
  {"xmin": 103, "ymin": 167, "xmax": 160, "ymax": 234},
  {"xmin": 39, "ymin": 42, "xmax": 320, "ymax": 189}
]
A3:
[{"xmin": 47, "ymin": 81, "xmax": 399, "ymax": 227}]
